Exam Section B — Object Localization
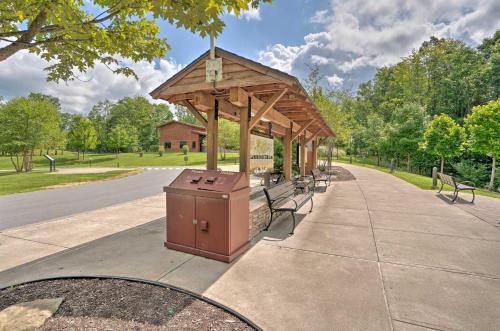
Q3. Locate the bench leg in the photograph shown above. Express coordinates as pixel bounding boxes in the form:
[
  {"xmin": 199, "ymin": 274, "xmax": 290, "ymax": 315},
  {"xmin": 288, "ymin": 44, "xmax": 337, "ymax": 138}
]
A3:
[
  {"xmin": 438, "ymin": 182, "xmax": 444, "ymax": 193},
  {"xmin": 451, "ymin": 190, "xmax": 458, "ymax": 202},
  {"xmin": 471, "ymin": 190, "xmax": 475, "ymax": 204},
  {"xmin": 309, "ymin": 198, "xmax": 313, "ymax": 212},
  {"xmin": 264, "ymin": 211, "xmax": 274, "ymax": 231},
  {"xmin": 290, "ymin": 211, "xmax": 296, "ymax": 235}
]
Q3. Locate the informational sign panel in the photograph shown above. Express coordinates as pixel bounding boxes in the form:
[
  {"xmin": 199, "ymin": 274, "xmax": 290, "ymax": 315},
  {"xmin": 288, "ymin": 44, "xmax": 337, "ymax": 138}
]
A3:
[{"xmin": 250, "ymin": 134, "xmax": 273, "ymax": 173}]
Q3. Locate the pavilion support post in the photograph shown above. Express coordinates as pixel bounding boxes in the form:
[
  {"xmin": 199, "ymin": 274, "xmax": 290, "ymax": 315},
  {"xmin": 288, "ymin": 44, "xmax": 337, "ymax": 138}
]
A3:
[
  {"xmin": 299, "ymin": 133, "xmax": 306, "ymax": 177},
  {"xmin": 312, "ymin": 138, "xmax": 318, "ymax": 170},
  {"xmin": 206, "ymin": 101, "xmax": 218, "ymax": 170},
  {"xmin": 283, "ymin": 126, "xmax": 293, "ymax": 180},
  {"xmin": 239, "ymin": 97, "xmax": 251, "ymax": 180}
]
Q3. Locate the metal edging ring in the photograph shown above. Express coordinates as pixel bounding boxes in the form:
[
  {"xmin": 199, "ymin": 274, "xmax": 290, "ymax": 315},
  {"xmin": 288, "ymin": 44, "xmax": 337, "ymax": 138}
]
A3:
[{"xmin": 0, "ymin": 275, "xmax": 263, "ymax": 331}]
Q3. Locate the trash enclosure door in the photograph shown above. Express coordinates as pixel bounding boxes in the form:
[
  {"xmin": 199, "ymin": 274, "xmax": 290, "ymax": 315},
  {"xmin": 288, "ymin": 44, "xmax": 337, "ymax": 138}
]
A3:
[
  {"xmin": 195, "ymin": 196, "xmax": 229, "ymax": 255},
  {"xmin": 166, "ymin": 193, "xmax": 195, "ymax": 247}
]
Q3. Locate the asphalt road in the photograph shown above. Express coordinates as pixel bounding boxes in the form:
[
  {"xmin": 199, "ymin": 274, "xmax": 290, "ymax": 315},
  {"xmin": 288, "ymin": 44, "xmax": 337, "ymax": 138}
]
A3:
[{"xmin": 0, "ymin": 169, "xmax": 182, "ymax": 231}]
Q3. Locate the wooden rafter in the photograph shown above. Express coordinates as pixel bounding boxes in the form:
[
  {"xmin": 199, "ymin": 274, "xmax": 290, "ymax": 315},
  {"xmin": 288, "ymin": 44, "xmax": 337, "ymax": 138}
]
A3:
[
  {"xmin": 181, "ymin": 100, "xmax": 208, "ymax": 128},
  {"xmin": 249, "ymin": 88, "xmax": 288, "ymax": 129},
  {"xmin": 229, "ymin": 87, "xmax": 297, "ymax": 131},
  {"xmin": 305, "ymin": 129, "xmax": 323, "ymax": 144},
  {"xmin": 291, "ymin": 119, "xmax": 314, "ymax": 141}
]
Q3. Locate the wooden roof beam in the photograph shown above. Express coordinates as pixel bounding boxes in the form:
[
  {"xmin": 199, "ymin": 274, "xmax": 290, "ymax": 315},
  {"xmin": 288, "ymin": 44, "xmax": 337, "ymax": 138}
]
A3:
[
  {"xmin": 291, "ymin": 119, "xmax": 314, "ymax": 141},
  {"xmin": 181, "ymin": 101, "xmax": 208, "ymax": 128},
  {"xmin": 193, "ymin": 92, "xmax": 215, "ymax": 111},
  {"xmin": 229, "ymin": 87, "xmax": 299, "ymax": 132},
  {"xmin": 305, "ymin": 128, "xmax": 323, "ymax": 144},
  {"xmin": 249, "ymin": 88, "xmax": 288, "ymax": 130}
]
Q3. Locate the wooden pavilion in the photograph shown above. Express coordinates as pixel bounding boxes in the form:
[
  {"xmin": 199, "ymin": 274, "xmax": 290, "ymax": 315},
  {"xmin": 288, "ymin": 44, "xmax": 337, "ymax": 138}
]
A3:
[{"xmin": 150, "ymin": 47, "xmax": 334, "ymax": 181}]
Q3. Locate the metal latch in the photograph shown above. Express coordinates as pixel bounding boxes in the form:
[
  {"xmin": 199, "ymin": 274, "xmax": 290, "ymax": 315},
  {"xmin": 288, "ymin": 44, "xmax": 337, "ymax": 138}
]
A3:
[{"xmin": 192, "ymin": 219, "xmax": 198, "ymax": 225}]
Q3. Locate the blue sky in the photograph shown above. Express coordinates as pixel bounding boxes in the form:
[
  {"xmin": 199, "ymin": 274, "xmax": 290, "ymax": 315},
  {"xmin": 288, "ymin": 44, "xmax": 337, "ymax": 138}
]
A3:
[
  {"xmin": 1, "ymin": 0, "xmax": 499, "ymax": 113},
  {"xmin": 159, "ymin": 0, "xmax": 325, "ymax": 63}
]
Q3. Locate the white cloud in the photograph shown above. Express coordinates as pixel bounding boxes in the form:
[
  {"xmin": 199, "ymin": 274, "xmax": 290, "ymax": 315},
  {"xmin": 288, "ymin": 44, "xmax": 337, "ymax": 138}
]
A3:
[
  {"xmin": 0, "ymin": 49, "xmax": 182, "ymax": 114},
  {"xmin": 311, "ymin": 55, "xmax": 331, "ymax": 65},
  {"xmin": 231, "ymin": 7, "xmax": 261, "ymax": 21},
  {"xmin": 258, "ymin": 0, "xmax": 500, "ymax": 90},
  {"xmin": 326, "ymin": 74, "xmax": 344, "ymax": 87},
  {"xmin": 311, "ymin": 9, "xmax": 329, "ymax": 24}
]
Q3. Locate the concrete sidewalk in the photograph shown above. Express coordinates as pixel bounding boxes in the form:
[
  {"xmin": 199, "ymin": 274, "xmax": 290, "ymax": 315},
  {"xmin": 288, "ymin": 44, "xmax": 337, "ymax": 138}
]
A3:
[
  {"xmin": 1, "ymin": 163, "xmax": 499, "ymax": 330},
  {"xmin": 204, "ymin": 165, "xmax": 500, "ymax": 330},
  {"xmin": 0, "ymin": 194, "xmax": 164, "ymax": 272}
]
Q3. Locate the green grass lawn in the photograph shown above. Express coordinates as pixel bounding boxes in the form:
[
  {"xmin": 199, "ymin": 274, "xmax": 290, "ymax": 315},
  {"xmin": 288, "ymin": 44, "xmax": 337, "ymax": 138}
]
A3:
[
  {"xmin": 0, "ymin": 170, "xmax": 134, "ymax": 195},
  {"xmin": 331, "ymin": 156, "xmax": 500, "ymax": 200},
  {"xmin": 0, "ymin": 151, "xmax": 239, "ymax": 171}
]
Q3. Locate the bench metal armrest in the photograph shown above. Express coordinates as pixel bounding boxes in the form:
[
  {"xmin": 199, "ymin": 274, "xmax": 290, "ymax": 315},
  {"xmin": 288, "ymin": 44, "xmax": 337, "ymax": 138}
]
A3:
[
  {"xmin": 271, "ymin": 196, "xmax": 297, "ymax": 209},
  {"xmin": 458, "ymin": 181, "xmax": 476, "ymax": 189}
]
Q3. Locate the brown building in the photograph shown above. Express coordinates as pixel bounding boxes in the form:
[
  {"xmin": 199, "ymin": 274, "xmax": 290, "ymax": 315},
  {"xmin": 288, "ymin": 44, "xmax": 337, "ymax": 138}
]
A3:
[{"xmin": 158, "ymin": 120, "xmax": 206, "ymax": 152}]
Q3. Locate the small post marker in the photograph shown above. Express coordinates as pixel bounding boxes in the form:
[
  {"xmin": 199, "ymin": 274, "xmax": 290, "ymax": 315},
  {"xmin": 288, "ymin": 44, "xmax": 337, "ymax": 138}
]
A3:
[{"xmin": 432, "ymin": 167, "xmax": 437, "ymax": 189}]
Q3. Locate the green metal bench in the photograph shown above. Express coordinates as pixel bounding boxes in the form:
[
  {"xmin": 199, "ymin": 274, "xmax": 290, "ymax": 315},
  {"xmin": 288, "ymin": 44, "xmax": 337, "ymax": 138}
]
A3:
[
  {"xmin": 438, "ymin": 172, "xmax": 476, "ymax": 203},
  {"xmin": 311, "ymin": 168, "xmax": 330, "ymax": 187},
  {"xmin": 263, "ymin": 180, "xmax": 314, "ymax": 235}
]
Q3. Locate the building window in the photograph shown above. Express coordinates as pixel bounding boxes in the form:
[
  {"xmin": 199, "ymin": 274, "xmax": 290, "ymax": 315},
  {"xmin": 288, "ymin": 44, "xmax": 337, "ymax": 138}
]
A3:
[
  {"xmin": 180, "ymin": 141, "xmax": 187, "ymax": 149},
  {"xmin": 164, "ymin": 141, "xmax": 171, "ymax": 149},
  {"xmin": 192, "ymin": 141, "xmax": 196, "ymax": 149}
]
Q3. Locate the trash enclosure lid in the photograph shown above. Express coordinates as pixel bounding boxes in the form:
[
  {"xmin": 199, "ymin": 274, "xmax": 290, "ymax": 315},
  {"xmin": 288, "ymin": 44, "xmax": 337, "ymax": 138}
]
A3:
[{"xmin": 165, "ymin": 169, "xmax": 248, "ymax": 193}]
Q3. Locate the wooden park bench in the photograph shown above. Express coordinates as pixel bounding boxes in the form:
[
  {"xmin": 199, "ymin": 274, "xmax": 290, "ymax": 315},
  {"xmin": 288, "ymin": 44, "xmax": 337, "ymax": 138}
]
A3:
[
  {"xmin": 311, "ymin": 168, "xmax": 330, "ymax": 187},
  {"xmin": 263, "ymin": 180, "xmax": 314, "ymax": 235},
  {"xmin": 437, "ymin": 172, "xmax": 476, "ymax": 203}
]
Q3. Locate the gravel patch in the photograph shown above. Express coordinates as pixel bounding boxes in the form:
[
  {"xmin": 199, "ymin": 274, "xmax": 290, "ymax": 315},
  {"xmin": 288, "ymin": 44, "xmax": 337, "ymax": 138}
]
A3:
[{"xmin": 0, "ymin": 279, "xmax": 255, "ymax": 331}]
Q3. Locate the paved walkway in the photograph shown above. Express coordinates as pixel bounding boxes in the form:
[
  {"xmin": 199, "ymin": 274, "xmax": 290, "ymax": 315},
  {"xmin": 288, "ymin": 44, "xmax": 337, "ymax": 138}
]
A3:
[
  {"xmin": 0, "ymin": 168, "xmax": 181, "ymax": 230},
  {"xmin": 0, "ymin": 163, "xmax": 499, "ymax": 330}
]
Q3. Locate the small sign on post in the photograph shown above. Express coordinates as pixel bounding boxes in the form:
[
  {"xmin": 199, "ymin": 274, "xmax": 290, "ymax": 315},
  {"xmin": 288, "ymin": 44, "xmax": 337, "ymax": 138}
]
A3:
[
  {"xmin": 206, "ymin": 58, "xmax": 223, "ymax": 83},
  {"xmin": 44, "ymin": 155, "xmax": 56, "ymax": 172}
]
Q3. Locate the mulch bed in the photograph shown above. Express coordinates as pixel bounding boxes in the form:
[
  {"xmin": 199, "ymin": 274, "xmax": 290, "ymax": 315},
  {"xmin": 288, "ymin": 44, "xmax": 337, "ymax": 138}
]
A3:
[
  {"xmin": 325, "ymin": 166, "xmax": 356, "ymax": 181},
  {"xmin": 0, "ymin": 278, "xmax": 255, "ymax": 331}
]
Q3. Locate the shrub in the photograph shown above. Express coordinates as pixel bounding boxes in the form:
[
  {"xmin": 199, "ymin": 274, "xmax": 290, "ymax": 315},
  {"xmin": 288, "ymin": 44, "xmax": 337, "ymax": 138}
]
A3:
[
  {"xmin": 182, "ymin": 145, "xmax": 189, "ymax": 155},
  {"xmin": 453, "ymin": 160, "xmax": 490, "ymax": 188},
  {"xmin": 158, "ymin": 150, "xmax": 164, "ymax": 157}
]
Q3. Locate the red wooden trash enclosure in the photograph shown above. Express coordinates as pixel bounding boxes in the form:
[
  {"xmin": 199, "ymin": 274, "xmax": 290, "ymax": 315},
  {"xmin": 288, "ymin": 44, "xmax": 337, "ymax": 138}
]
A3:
[{"xmin": 164, "ymin": 169, "xmax": 250, "ymax": 263}]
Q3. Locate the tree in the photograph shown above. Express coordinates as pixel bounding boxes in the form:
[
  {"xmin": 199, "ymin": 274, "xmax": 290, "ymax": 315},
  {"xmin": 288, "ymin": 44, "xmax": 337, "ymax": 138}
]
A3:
[
  {"xmin": 175, "ymin": 105, "xmax": 198, "ymax": 124},
  {"xmin": 218, "ymin": 118, "xmax": 239, "ymax": 160},
  {"xmin": 107, "ymin": 96, "xmax": 168, "ymax": 152},
  {"xmin": 0, "ymin": 1, "xmax": 269, "ymax": 81},
  {"xmin": 421, "ymin": 114, "xmax": 466, "ymax": 173},
  {"xmin": 28, "ymin": 92, "xmax": 61, "ymax": 111},
  {"xmin": 386, "ymin": 103, "xmax": 427, "ymax": 171},
  {"xmin": 88, "ymin": 99, "xmax": 113, "ymax": 151},
  {"xmin": 465, "ymin": 99, "xmax": 500, "ymax": 191},
  {"xmin": 0, "ymin": 95, "xmax": 61, "ymax": 172},
  {"xmin": 68, "ymin": 116, "xmax": 97, "ymax": 160},
  {"xmin": 107, "ymin": 125, "xmax": 131, "ymax": 158}
]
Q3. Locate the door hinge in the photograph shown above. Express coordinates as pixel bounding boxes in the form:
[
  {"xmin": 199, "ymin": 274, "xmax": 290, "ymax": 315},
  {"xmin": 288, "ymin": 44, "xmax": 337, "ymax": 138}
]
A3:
[{"xmin": 192, "ymin": 219, "xmax": 198, "ymax": 225}]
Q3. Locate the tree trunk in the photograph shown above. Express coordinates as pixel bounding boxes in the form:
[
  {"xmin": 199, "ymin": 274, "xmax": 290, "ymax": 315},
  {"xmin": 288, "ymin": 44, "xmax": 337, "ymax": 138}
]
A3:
[
  {"xmin": 440, "ymin": 156, "xmax": 444, "ymax": 173},
  {"xmin": 336, "ymin": 147, "xmax": 339, "ymax": 160},
  {"xmin": 82, "ymin": 149, "xmax": 85, "ymax": 160},
  {"xmin": 377, "ymin": 154, "xmax": 380, "ymax": 166},
  {"xmin": 77, "ymin": 151, "xmax": 80, "ymax": 160},
  {"xmin": 407, "ymin": 155, "xmax": 411, "ymax": 172},
  {"xmin": 488, "ymin": 155, "xmax": 496, "ymax": 192}
]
